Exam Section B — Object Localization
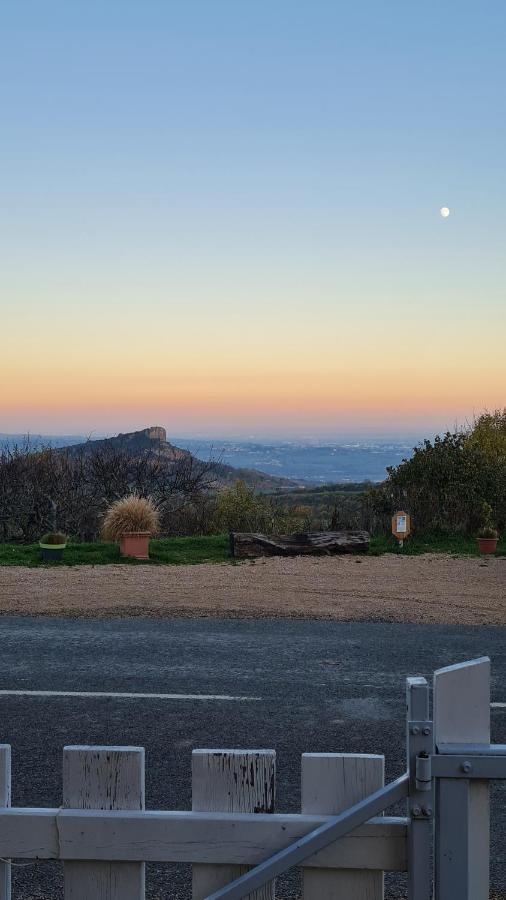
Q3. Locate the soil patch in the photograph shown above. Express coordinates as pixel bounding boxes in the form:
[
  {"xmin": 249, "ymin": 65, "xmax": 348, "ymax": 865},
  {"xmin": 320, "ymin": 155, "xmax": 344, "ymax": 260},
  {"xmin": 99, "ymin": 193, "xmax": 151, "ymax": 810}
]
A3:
[{"xmin": 0, "ymin": 554, "xmax": 504, "ymax": 624}]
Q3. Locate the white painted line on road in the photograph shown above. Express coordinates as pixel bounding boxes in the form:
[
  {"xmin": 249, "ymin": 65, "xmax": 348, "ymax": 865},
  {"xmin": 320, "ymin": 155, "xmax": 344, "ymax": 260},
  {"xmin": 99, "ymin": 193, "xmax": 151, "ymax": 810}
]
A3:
[
  {"xmin": 491, "ymin": 702, "xmax": 506, "ymax": 709},
  {"xmin": 0, "ymin": 690, "xmax": 261, "ymax": 702}
]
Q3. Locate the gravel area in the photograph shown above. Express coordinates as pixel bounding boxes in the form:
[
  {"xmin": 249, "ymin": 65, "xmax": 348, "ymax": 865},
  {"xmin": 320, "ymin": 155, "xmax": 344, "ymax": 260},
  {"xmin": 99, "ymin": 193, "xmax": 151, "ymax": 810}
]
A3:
[{"xmin": 0, "ymin": 554, "xmax": 505, "ymax": 623}]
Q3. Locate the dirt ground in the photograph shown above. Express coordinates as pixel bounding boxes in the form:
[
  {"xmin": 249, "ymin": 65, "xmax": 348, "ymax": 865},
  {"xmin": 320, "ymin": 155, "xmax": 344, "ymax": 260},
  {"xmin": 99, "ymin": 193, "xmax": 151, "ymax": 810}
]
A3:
[{"xmin": 0, "ymin": 553, "xmax": 504, "ymax": 624}]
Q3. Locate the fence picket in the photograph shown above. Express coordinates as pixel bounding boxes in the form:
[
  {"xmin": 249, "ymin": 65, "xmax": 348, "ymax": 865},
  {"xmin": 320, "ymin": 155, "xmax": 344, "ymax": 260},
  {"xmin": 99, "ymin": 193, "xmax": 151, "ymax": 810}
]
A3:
[
  {"xmin": 301, "ymin": 752, "xmax": 384, "ymax": 900},
  {"xmin": 0, "ymin": 746, "xmax": 11, "ymax": 900},
  {"xmin": 434, "ymin": 657, "xmax": 490, "ymax": 900},
  {"xmin": 63, "ymin": 746, "xmax": 145, "ymax": 900},
  {"xmin": 192, "ymin": 749, "xmax": 276, "ymax": 900}
]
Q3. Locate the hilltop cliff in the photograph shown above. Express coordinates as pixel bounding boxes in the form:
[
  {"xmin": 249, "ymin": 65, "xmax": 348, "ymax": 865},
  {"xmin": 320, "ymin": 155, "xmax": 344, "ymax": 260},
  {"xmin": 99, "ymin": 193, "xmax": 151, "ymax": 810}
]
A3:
[
  {"xmin": 64, "ymin": 426, "xmax": 297, "ymax": 491},
  {"xmin": 67, "ymin": 426, "xmax": 186, "ymax": 461}
]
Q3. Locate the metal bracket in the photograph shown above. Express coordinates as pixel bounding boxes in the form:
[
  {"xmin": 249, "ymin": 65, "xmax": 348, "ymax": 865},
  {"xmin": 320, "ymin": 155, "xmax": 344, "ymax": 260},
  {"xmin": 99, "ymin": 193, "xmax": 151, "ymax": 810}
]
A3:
[
  {"xmin": 415, "ymin": 752, "xmax": 432, "ymax": 790},
  {"xmin": 408, "ymin": 720, "xmax": 434, "ymax": 819},
  {"xmin": 437, "ymin": 742, "xmax": 506, "ymax": 756},
  {"xmin": 431, "ymin": 754, "xmax": 506, "ymax": 780}
]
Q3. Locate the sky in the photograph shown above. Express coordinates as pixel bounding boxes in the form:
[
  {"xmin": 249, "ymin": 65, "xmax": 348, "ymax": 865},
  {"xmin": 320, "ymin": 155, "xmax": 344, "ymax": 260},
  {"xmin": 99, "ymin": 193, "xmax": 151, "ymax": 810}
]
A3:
[{"xmin": 1, "ymin": 1, "xmax": 505, "ymax": 438}]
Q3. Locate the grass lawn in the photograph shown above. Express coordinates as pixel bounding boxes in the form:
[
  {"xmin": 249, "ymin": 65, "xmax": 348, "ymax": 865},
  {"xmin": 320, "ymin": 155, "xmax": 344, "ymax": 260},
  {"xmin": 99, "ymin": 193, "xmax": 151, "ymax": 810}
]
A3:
[
  {"xmin": 0, "ymin": 534, "xmax": 231, "ymax": 567},
  {"xmin": 0, "ymin": 532, "xmax": 503, "ymax": 567},
  {"xmin": 370, "ymin": 533, "xmax": 506, "ymax": 556}
]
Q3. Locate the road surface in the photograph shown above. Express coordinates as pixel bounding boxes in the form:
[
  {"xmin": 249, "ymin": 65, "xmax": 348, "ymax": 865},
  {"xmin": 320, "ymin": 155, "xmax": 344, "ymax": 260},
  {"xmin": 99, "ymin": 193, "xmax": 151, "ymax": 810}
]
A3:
[{"xmin": 0, "ymin": 617, "xmax": 504, "ymax": 898}]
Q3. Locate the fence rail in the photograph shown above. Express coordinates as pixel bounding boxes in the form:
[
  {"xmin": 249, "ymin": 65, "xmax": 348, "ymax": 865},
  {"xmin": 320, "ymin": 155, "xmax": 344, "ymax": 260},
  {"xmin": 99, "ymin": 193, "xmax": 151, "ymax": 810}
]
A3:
[
  {"xmin": 0, "ymin": 657, "xmax": 504, "ymax": 900},
  {"xmin": 0, "ymin": 808, "xmax": 407, "ymax": 867}
]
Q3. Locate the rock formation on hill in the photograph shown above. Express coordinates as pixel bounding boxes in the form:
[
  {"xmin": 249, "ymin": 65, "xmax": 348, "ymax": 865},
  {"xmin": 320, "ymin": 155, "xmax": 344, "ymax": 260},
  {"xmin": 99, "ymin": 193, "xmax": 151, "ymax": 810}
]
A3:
[
  {"xmin": 67, "ymin": 425, "xmax": 186, "ymax": 460},
  {"xmin": 64, "ymin": 426, "xmax": 297, "ymax": 491}
]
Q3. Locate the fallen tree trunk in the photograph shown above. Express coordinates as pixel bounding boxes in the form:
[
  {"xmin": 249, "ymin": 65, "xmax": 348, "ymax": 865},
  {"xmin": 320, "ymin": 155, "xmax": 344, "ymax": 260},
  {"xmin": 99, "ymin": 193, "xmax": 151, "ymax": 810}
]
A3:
[{"xmin": 230, "ymin": 530, "xmax": 370, "ymax": 559}]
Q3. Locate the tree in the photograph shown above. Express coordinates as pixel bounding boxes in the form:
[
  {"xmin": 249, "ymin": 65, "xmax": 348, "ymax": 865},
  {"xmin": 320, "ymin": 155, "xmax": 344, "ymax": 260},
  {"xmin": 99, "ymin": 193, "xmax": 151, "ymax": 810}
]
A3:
[{"xmin": 365, "ymin": 417, "xmax": 506, "ymax": 534}]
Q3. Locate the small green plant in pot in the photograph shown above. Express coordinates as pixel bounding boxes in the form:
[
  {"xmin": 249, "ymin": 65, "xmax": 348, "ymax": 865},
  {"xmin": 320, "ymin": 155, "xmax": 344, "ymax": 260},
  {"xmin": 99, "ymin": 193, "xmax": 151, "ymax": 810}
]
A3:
[
  {"xmin": 39, "ymin": 531, "xmax": 67, "ymax": 562},
  {"xmin": 101, "ymin": 495, "xmax": 159, "ymax": 559},
  {"xmin": 477, "ymin": 502, "xmax": 499, "ymax": 555}
]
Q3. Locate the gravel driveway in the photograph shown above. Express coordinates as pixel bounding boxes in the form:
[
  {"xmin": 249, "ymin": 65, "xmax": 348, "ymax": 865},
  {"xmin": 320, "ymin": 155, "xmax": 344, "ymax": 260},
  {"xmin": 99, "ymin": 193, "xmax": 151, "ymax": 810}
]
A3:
[{"xmin": 1, "ymin": 553, "xmax": 504, "ymax": 624}]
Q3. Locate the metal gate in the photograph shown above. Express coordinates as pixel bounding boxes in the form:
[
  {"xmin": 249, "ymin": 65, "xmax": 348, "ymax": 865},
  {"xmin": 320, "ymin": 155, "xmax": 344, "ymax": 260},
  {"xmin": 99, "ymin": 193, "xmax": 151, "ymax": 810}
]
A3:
[
  {"xmin": 0, "ymin": 656, "xmax": 504, "ymax": 899},
  {"xmin": 209, "ymin": 657, "xmax": 505, "ymax": 900}
]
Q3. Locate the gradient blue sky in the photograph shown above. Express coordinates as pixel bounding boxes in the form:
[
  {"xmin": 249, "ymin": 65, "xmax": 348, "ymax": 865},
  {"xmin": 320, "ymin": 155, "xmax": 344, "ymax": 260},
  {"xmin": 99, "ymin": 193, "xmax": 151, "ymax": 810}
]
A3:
[{"xmin": 1, "ymin": 1, "xmax": 505, "ymax": 437}]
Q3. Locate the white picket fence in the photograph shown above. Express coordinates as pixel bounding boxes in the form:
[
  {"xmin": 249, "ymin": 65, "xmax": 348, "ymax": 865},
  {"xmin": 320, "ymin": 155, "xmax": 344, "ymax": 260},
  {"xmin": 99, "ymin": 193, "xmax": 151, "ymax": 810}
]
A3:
[
  {"xmin": 0, "ymin": 745, "xmax": 404, "ymax": 899},
  {"xmin": 0, "ymin": 656, "xmax": 503, "ymax": 900}
]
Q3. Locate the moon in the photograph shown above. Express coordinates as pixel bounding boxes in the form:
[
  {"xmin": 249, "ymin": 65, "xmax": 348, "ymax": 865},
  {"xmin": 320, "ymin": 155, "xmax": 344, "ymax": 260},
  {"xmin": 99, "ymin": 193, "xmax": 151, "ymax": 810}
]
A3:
[{"xmin": 440, "ymin": 206, "xmax": 450, "ymax": 218}]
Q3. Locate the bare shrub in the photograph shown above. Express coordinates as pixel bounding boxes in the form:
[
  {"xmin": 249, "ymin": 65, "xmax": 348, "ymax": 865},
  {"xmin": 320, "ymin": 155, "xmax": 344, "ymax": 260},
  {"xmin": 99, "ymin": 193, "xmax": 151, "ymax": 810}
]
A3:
[
  {"xmin": 159, "ymin": 491, "xmax": 218, "ymax": 536},
  {"xmin": 0, "ymin": 438, "xmax": 219, "ymax": 542}
]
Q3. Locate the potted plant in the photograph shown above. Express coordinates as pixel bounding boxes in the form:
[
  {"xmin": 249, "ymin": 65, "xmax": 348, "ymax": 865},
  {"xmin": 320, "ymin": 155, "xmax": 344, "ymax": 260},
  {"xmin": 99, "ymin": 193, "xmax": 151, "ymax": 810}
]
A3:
[
  {"xmin": 39, "ymin": 531, "xmax": 67, "ymax": 562},
  {"xmin": 101, "ymin": 495, "xmax": 159, "ymax": 559},
  {"xmin": 477, "ymin": 502, "xmax": 499, "ymax": 555}
]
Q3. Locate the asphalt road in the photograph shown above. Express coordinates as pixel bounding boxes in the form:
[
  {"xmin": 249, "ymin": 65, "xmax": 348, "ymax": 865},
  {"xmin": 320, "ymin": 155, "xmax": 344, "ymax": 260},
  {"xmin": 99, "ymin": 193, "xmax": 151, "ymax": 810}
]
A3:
[{"xmin": 0, "ymin": 617, "xmax": 504, "ymax": 898}]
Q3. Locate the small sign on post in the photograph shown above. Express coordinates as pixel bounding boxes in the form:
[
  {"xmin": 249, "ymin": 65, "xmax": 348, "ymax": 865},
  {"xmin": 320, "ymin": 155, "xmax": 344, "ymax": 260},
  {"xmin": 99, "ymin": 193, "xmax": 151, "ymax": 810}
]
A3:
[{"xmin": 391, "ymin": 511, "xmax": 411, "ymax": 549}]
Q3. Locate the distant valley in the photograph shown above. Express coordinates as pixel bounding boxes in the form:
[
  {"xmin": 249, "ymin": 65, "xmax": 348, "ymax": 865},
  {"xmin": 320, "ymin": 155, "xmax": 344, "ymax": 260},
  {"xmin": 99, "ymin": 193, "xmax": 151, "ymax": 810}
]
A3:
[
  {"xmin": 179, "ymin": 439, "xmax": 415, "ymax": 484},
  {"xmin": 1, "ymin": 432, "xmax": 416, "ymax": 483}
]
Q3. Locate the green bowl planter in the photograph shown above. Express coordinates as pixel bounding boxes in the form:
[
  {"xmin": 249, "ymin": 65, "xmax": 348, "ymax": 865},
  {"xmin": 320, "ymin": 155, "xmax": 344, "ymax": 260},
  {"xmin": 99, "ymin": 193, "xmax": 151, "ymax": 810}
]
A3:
[{"xmin": 39, "ymin": 542, "xmax": 66, "ymax": 562}]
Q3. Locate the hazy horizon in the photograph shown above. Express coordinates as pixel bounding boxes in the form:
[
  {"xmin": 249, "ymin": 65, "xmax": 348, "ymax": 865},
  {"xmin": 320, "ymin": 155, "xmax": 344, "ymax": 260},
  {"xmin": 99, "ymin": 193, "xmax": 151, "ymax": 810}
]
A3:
[
  {"xmin": 0, "ymin": 419, "xmax": 450, "ymax": 444},
  {"xmin": 2, "ymin": 3, "xmax": 505, "ymax": 433}
]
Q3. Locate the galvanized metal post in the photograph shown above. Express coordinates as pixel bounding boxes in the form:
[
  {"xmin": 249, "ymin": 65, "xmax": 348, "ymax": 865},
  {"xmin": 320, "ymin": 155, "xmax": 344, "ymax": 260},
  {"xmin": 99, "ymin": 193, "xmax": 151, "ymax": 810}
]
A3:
[
  {"xmin": 406, "ymin": 676, "xmax": 433, "ymax": 900},
  {"xmin": 0, "ymin": 746, "xmax": 11, "ymax": 900},
  {"xmin": 433, "ymin": 658, "xmax": 490, "ymax": 900}
]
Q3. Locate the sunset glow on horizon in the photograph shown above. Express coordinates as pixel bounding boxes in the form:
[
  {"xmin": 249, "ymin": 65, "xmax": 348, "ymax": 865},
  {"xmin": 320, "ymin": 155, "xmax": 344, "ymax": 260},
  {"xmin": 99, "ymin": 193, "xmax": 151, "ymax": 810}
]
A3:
[{"xmin": 1, "ymin": 2, "xmax": 505, "ymax": 439}]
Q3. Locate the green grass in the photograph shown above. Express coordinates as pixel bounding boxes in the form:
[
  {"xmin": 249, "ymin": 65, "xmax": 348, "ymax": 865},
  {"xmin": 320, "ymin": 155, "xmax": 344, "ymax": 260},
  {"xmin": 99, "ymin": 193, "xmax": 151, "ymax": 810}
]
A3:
[
  {"xmin": 0, "ymin": 532, "xmax": 504, "ymax": 567},
  {"xmin": 369, "ymin": 533, "xmax": 506, "ymax": 557},
  {"xmin": 0, "ymin": 534, "xmax": 231, "ymax": 567}
]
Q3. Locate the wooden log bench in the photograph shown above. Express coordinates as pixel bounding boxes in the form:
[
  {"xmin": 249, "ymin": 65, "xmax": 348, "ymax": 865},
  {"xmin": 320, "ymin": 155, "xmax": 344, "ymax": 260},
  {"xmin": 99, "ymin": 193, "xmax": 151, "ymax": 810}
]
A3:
[{"xmin": 230, "ymin": 530, "xmax": 370, "ymax": 559}]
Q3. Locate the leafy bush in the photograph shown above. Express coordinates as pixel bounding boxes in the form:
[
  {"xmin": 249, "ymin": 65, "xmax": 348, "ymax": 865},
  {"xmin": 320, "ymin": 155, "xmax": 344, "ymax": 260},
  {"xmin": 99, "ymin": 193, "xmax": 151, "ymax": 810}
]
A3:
[
  {"xmin": 40, "ymin": 531, "xmax": 67, "ymax": 545},
  {"xmin": 365, "ymin": 410, "xmax": 506, "ymax": 535},
  {"xmin": 478, "ymin": 526, "xmax": 498, "ymax": 539},
  {"xmin": 101, "ymin": 495, "xmax": 160, "ymax": 541},
  {"xmin": 214, "ymin": 481, "xmax": 309, "ymax": 534},
  {"xmin": 467, "ymin": 410, "xmax": 506, "ymax": 460},
  {"xmin": 477, "ymin": 501, "xmax": 498, "ymax": 539}
]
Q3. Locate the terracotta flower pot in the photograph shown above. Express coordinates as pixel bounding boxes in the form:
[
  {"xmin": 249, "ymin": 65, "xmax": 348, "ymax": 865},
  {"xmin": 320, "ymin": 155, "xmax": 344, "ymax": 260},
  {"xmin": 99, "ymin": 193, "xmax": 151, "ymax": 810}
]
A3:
[
  {"xmin": 119, "ymin": 532, "xmax": 150, "ymax": 559},
  {"xmin": 477, "ymin": 537, "xmax": 498, "ymax": 555}
]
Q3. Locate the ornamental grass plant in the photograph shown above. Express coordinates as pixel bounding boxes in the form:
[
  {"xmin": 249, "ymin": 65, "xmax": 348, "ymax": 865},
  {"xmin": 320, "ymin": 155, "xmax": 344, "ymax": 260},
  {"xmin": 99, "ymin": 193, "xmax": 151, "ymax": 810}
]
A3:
[{"xmin": 101, "ymin": 495, "xmax": 159, "ymax": 541}]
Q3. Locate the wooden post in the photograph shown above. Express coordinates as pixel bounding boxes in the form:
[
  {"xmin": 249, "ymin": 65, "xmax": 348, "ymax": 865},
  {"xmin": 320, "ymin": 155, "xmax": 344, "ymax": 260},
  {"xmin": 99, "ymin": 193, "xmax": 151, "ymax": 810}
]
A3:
[
  {"xmin": 63, "ymin": 746, "xmax": 145, "ymax": 900},
  {"xmin": 434, "ymin": 658, "xmax": 490, "ymax": 900},
  {"xmin": 192, "ymin": 749, "xmax": 276, "ymax": 900},
  {"xmin": 301, "ymin": 752, "xmax": 384, "ymax": 900},
  {"xmin": 0, "ymin": 746, "xmax": 11, "ymax": 900}
]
